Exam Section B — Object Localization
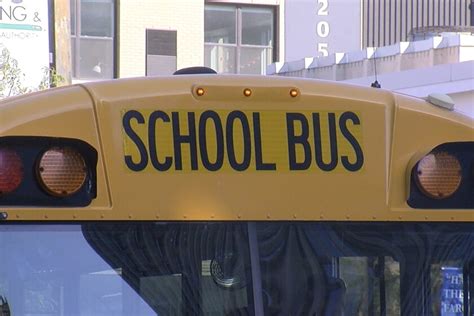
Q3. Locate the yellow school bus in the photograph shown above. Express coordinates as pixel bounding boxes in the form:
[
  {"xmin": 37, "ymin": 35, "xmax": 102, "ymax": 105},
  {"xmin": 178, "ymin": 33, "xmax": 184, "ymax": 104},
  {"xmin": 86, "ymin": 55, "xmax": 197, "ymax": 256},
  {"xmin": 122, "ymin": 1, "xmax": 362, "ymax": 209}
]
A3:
[{"xmin": 0, "ymin": 69, "xmax": 472, "ymax": 315}]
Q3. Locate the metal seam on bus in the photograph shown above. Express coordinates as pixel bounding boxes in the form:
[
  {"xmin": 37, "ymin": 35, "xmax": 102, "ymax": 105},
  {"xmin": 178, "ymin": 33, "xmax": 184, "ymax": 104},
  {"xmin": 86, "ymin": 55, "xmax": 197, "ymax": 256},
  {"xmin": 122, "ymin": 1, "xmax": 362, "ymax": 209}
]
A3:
[
  {"xmin": 77, "ymin": 84, "xmax": 113, "ymax": 208},
  {"xmin": 386, "ymin": 92, "xmax": 399, "ymax": 205}
]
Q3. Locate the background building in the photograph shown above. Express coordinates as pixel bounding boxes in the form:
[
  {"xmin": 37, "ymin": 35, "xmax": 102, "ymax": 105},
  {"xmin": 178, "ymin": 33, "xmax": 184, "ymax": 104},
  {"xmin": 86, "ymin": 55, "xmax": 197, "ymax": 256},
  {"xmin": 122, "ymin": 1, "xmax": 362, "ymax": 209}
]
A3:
[
  {"xmin": 68, "ymin": 0, "xmax": 285, "ymax": 82},
  {"xmin": 0, "ymin": 0, "xmax": 474, "ymax": 107},
  {"xmin": 285, "ymin": 0, "xmax": 473, "ymax": 61},
  {"xmin": 268, "ymin": 34, "xmax": 474, "ymax": 116}
]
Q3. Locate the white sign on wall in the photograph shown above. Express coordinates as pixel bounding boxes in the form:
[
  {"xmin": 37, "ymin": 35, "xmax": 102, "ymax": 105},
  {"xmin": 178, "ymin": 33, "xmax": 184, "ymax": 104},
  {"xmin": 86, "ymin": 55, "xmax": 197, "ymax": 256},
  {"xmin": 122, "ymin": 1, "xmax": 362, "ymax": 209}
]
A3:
[
  {"xmin": 0, "ymin": 0, "xmax": 51, "ymax": 89},
  {"xmin": 285, "ymin": 0, "xmax": 362, "ymax": 61}
]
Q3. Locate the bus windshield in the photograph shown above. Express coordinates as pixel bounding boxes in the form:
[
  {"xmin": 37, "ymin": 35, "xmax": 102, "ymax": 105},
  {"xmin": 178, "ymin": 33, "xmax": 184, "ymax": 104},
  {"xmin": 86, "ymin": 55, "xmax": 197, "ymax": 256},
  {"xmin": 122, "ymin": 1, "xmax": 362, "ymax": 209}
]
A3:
[{"xmin": 0, "ymin": 222, "xmax": 472, "ymax": 315}]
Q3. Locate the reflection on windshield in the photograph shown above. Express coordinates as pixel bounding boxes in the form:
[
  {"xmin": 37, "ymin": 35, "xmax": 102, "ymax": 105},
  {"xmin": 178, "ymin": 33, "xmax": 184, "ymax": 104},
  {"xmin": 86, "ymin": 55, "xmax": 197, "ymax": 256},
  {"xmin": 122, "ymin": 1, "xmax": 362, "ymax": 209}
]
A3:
[{"xmin": 0, "ymin": 225, "xmax": 154, "ymax": 315}]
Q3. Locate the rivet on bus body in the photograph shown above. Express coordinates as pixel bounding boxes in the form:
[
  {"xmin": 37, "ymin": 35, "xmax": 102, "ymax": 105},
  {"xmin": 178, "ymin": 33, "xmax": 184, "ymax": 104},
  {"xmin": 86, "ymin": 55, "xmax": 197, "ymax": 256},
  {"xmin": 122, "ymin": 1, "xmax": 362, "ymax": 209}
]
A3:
[
  {"xmin": 372, "ymin": 216, "xmax": 377, "ymax": 220},
  {"xmin": 290, "ymin": 89, "xmax": 299, "ymax": 97},
  {"xmin": 451, "ymin": 217, "xmax": 455, "ymax": 220},
  {"xmin": 243, "ymin": 88, "xmax": 252, "ymax": 97},
  {"xmin": 266, "ymin": 214, "xmax": 271, "ymax": 219},
  {"xmin": 15, "ymin": 214, "xmax": 20, "ymax": 219},
  {"xmin": 100, "ymin": 214, "xmax": 104, "ymax": 219},
  {"xmin": 196, "ymin": 87, "xmax": 205, "ymax": 96},
  {"xmin": 0, "ymin": 212, "xmax": 8, "ymax": 220},
  {"xmin": 73, "ymin": 214, "xmax": 77, "ymax": 219},
  {"xmin": 398, "ymin": 216, "xmax": 402, "ymax": 220},
  {"xmin": 320, "ymin": 214, "xmax": 324, "ymax": 219},
  {"xmin": 128, "ymin": 215, "xmax": 132, "ymax": 219},
  {"xmin": 183, "ymin": 215, "xmax": 187, "ymax": 219},
  {"xmin": 237, "ymin": 214, "xmax": 242, "ymax": 219},
  {"xmin": 293, "ymin": 214, "xmax": 297, "ymax": 219},
  {"xmin": 211, "ymin": 214, "xmax": 215, "ymax": 219},
  {"xmin": 346, "ymin": 216, "xmax": 350, "ymax": 220},
  {"xmin": 44, "ymin": 215, "xmax": 48, "ymax": 219},
  {"xmin": 155, "ymin": 214, "xmax": 160, "ymax": 219},
  {"xmin": 425, "ymin": 216, "xmax": 428, "ymax": 220}
]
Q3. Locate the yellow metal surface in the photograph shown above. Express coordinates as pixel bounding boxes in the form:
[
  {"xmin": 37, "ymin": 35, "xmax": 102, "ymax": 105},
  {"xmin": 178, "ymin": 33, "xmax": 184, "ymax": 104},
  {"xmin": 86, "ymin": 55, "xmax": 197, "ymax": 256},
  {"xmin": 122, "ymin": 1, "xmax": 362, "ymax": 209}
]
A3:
[{"xmin": 0, "ymin": 75, "xmax": 472, "ymax": 221}]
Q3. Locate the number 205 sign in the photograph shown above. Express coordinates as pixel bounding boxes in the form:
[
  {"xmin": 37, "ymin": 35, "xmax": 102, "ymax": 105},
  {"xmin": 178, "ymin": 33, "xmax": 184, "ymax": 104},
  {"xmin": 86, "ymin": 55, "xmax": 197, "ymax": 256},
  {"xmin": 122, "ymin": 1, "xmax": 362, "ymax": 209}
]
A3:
[{"xmin": 317, "ymin": 0, "xmax": 329, "ymax": 56}]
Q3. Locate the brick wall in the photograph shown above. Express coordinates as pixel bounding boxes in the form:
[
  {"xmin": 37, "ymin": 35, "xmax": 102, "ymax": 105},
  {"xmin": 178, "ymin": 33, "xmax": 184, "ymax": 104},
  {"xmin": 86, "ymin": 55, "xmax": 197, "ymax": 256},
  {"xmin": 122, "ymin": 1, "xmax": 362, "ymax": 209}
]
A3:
[{"xmin": 119, "ymin": 0, "xmax": 204, "ymax": 77}]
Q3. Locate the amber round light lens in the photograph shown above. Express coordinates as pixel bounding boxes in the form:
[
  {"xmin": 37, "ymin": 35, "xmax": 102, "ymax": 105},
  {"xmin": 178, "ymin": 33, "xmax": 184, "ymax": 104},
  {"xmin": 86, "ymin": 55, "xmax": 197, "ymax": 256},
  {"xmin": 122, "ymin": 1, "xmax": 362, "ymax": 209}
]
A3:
[
  {"xmin": 196, "ymin": 87, "xmax": 205, "ymax": 96},
  {"xmin": 37, "ymin": 147, "xmax": 87, "ymax": 197},
  {"xmin": 0, "ymin": 148, "xmax": 23, "ymax": 195},
  {"xmin": 243, "ymin": 88, "xmax": 252, "ymax": 97},
  {"xmin": 415, "ymin": 152, "xmax": 462, "ymax": 199},
  {"xmin": 290, "ymin": 89, "xmax": 299, "ymax": 97}
]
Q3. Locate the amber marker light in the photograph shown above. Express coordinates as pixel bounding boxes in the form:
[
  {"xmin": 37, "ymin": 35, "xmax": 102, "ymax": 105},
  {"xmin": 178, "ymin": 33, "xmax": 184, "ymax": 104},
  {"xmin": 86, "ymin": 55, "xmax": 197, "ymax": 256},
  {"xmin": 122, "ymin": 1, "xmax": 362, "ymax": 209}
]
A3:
[
  {"xmin": 196, "ymin": 87, "xmax": 205, "ymax": 96},
  {"xmin": 0, "ymin": 148, "xmax": 23, "ymax": 195},
  {"xmin": 37, "ymin": 147, "xmax": 87, "ymax": 197},
  {"xmin": 243, "ymin": 88, "xmax": 252, "ymax": 97},
  {"xmin": 415, "ymin": 152, "xmax": 462, "ymax": 199},
  {"xmin": 290, "ymin": 89, "xmax": 299, "ymax": 97}
]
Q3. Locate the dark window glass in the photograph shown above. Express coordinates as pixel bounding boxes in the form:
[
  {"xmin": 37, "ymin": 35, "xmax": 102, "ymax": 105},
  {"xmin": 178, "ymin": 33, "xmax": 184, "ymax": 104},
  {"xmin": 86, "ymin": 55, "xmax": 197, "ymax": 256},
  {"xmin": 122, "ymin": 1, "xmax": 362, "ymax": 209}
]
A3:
[
  {"xmin": 255, "ymin": 222, "xmax": 473, "ymax": 316},
  {"xmin": 80, "ymin": 0, "xmax": 114, "ymax": 37},
  {"xmin": 1, "ymin": 222, "xmax": 471, "ymax": 315},
  {"xmin": 204, "ymin": 6, "xmax": 236, "ymax": 44},
  {"xmin": 241, "ymin": 7, "xmax": 273, "ymax": 46}
]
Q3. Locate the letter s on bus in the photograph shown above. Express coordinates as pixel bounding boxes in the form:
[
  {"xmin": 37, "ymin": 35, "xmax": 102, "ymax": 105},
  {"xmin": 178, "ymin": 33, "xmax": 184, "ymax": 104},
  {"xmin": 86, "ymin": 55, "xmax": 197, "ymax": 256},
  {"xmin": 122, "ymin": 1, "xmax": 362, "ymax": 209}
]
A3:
[
  {"xmin": 339, "ymin": 111, "xmax": 364, "ymax": 171},
  {"xmin": 123, "ymin": 110, "xmax": 149, "ymax": 171}
]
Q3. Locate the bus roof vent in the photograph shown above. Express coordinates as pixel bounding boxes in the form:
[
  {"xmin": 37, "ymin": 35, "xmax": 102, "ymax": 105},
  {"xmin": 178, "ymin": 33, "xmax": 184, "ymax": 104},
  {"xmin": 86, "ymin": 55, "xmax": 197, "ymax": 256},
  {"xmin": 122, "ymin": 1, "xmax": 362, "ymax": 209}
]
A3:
[{"xmin": 427, "ymin": 93, "xmax": 455, "ymax": 111}]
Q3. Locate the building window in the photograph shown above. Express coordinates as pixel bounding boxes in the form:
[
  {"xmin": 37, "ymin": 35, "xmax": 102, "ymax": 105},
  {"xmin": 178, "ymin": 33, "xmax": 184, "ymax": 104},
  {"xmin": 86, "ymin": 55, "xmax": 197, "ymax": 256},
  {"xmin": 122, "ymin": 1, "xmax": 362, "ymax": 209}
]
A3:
[
  {"xmin": 70, "ymin": 0, "xmax": 115, "ymax": 80},
  {"xmin": 204, "ymin": 5, "xmax": 275, "ymax": 74},
  {"xmin": 146, "ymin": 29, "xmax": 177, "ymax": 76}
]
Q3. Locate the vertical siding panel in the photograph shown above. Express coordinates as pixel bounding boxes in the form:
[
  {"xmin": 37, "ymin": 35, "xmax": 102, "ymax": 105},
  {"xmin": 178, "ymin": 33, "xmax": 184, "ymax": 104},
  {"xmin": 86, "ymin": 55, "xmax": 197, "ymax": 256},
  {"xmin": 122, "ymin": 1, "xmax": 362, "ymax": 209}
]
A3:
[
  {"xmin": 363, "ymin": 0, "xmax": 368, "ymax": 48},
  {"xmin": 384, "ymin": 0, "xmax": 388, "ymax": 45},
  {"xmin": 436, "ymin": 0, "xmax": 440, "ymax": 26},
  {"xmin": 407, "ymin": 0, "xmax": 413, "ymax": 40},
  {"xmin": 390, "ymin": 0, "xmax": 396, "ymax": 45},
  {"xmin": 402, "ymin": 0, "xmax": 407, "ymax": 42},
  {"xmin": 443, "ymin": 0, "xmax": 448, "ymax": 26},
  {"xmin": 427, "ymin": 0, "xmax": 431, "ymax": 26},
  {"xmin": 373, "ymin": 0, "xmax": 379, "ymax": 46},
  {"xmin": 453, "ymin": 0, "xmax": 457, "ymax": 25}
]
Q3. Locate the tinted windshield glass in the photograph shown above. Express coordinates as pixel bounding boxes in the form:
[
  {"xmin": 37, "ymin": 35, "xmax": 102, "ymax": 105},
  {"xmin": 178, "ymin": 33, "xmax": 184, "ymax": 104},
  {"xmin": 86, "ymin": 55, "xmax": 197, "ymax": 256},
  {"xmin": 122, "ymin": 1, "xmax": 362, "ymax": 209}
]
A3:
[{"xmin": 0, "ymin": 222, "xmax": 472, "ymax": 315}]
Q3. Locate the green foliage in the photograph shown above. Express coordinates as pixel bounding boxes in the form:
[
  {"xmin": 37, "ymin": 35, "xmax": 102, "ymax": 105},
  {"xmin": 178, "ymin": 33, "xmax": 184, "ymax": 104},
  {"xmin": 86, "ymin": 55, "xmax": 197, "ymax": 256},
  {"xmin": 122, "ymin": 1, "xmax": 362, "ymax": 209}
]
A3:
[
  {"xmin": 0, "ymin": 47, "xmax": 65, "ymax": 99},
  {"xmin": 0, "ymin": 47, "xmax": 29, "ymax": 98}
]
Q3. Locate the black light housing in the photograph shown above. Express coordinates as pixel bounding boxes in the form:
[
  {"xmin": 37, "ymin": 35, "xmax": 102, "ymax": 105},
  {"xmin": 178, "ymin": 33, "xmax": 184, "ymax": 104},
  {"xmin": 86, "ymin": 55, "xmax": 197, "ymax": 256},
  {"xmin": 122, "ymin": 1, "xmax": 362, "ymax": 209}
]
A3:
[
  {"xmin": 408, "ymin": 142, "xmax": 474, "ymax": 209},
  {"xmin": 0, "ymin": 136, "xmax": 97, "ymax": 207}
]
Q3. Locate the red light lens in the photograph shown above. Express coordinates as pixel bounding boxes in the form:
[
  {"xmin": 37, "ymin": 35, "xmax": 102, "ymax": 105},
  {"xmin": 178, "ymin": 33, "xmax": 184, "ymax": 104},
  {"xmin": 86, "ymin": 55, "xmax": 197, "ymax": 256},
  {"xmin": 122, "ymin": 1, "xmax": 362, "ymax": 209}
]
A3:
[{"xmin": 0, "ymin": 148, "xmax": 24, "ymax": 195}]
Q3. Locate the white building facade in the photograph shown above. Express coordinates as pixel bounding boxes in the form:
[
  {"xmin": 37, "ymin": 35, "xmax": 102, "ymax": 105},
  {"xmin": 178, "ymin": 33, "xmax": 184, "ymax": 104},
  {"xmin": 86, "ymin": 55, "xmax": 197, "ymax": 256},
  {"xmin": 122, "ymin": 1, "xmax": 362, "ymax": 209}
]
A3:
[{"xmin": 268, "ymin": 34, "xmax": 474, "ymax": 116}]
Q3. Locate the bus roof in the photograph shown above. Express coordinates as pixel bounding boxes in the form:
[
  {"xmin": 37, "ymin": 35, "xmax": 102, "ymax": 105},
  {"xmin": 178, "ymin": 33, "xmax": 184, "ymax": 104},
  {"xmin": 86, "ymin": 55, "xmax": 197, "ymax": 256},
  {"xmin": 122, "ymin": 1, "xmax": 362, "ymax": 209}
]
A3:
[{"xmin": 0, "ymin": 75, "xmax": 472, "ymax": 221}]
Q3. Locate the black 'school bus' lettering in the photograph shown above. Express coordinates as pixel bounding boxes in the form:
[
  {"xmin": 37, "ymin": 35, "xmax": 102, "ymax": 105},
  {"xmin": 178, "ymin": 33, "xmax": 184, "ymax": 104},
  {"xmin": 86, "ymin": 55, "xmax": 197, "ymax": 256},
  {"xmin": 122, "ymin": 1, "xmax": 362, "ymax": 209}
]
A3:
[
  {"xmin": 253, "ymin": 113, "xmax": 276, "ymax": 170},
  {"xmin": 286, "ymin": 113, "xmax": 312, "ymax": 170},
  {"xmin": 123, "ymin": 110, "xmax": 149, "ymax": 171},
  {"xmin": 172, "ymin": 112, "xmax": 198, "ymax": 170},
  {"xmin": 226, "ymin": 111, "xmax": 252, "ymax": 171},
  {"xmin": 123, "ymin": 109, "xmax": 364, "ymax": 173},
  {"xmin": 339, "ymin": 111, "xmax": 364, "ymax": 171},
  {"xmin": 199, "ymin": 110, "xmax": 224, "ymax": 171},
  {"xmin": 148, "ymin": 110, "xmax": 172, "ymax": 171},
  {"xmin": 313, "ymin": 113, "xmax": 338, "ymax": 171}
]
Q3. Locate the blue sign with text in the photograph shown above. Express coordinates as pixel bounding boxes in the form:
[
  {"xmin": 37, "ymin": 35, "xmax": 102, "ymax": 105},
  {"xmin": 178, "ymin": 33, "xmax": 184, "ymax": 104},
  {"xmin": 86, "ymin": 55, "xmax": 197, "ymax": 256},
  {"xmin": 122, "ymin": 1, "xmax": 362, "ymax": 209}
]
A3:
[{"xmin": 441, "ymin": 267, "xmax": 464, "ymax": 316}]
